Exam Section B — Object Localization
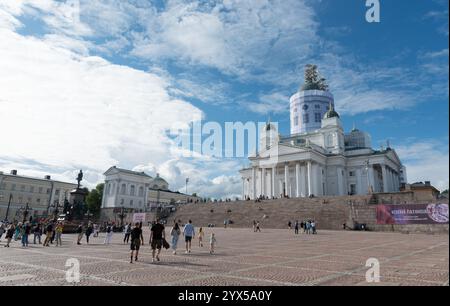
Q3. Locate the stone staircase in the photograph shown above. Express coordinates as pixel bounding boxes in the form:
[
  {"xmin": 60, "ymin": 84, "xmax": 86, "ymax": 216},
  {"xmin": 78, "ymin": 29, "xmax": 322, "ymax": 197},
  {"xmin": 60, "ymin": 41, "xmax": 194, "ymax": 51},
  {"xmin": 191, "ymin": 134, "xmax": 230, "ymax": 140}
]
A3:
[{"xmin": 170, "ymin": 195, "xmax": 373, "ymax": 230}]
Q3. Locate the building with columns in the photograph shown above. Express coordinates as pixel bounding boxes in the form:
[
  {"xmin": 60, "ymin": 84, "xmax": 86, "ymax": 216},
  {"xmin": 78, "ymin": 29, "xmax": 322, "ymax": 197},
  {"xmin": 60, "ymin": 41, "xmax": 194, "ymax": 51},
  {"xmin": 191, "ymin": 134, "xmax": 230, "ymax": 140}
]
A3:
[
  {"xmin": 101, "ymin": 167, "xmax": 200, "ymax": 219},
  {"xmin": 240, "ymin": 67, "xmax": 406, "ymax": 200}
]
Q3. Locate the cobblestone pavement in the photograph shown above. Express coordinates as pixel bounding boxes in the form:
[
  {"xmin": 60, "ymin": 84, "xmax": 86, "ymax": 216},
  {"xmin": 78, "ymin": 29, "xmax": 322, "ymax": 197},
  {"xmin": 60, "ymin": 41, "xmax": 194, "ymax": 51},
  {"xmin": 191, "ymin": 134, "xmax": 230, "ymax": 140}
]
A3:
[{"xmin": 0, "ymin": 228, "xmax": 448, "ymax": 286}]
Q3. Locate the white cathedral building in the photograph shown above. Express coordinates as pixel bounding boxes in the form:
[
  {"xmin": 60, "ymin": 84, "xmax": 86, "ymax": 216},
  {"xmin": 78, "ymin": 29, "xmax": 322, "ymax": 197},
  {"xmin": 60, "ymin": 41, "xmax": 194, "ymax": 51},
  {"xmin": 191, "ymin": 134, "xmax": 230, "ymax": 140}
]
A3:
[{"xmin": 240, "ymin": 66, "xmax": 407, "ymax": 200}]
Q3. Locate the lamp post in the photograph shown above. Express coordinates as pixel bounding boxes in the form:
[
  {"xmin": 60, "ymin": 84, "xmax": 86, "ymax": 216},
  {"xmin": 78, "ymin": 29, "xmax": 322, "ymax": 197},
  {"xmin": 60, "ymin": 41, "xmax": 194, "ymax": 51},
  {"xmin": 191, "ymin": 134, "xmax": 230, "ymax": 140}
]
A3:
[
  {"xmin": 118, "ymin": 206, "xmax": 126, "ymax": 228},
  {"xmin": 22, "ymin": 202, "xmax": 32, "ymax": 223}
]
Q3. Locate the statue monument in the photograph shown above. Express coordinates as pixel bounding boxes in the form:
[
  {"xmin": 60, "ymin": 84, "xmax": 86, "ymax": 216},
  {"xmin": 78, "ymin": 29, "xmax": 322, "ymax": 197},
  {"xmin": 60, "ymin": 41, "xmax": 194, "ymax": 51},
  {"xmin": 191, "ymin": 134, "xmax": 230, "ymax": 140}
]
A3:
[{"xmin": 68, "ymin": 169, "xmax": 88, "ymax": 221}]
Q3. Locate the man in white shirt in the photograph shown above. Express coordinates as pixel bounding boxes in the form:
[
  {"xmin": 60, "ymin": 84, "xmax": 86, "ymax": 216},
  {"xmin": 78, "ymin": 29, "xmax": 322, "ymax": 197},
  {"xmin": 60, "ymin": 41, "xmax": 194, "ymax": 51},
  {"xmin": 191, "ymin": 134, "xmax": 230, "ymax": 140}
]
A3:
[{"xmin": 183, "ymin": 220, "xmax": 195, "ymax": 253}]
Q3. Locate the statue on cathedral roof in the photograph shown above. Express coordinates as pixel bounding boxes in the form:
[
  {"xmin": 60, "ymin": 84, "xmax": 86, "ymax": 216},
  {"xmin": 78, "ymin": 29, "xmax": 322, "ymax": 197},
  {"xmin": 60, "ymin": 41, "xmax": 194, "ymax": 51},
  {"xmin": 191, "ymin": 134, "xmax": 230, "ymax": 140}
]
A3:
[{"xmin": 300, "ymin": 64, "xmax": 329, "ymax": 91}]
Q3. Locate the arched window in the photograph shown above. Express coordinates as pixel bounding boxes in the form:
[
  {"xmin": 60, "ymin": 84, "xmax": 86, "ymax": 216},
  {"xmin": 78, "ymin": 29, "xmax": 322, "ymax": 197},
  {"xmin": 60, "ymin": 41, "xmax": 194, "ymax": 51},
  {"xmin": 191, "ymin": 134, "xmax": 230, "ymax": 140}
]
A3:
[
  {"xmin": 130, "ymin": 185, "xmax": 135, "ymax": 196},
  {"xmin": 120, "ymin": 184, "xmax": 126, "ymax": 195}
]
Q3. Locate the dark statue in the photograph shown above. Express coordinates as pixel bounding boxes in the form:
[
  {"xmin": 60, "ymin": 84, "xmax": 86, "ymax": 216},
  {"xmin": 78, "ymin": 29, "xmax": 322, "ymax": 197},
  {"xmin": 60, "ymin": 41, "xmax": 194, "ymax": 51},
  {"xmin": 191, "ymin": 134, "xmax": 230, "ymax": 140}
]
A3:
[{"xmin": 76, "ymin": 170, "xmax": 83, "ymax": 189}]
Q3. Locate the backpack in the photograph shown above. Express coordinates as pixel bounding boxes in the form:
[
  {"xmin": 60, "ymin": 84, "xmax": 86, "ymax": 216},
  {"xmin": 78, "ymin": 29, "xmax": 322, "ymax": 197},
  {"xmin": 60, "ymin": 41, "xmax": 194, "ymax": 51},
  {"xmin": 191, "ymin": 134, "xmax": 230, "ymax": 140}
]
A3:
[{"xmin": 106, "ymin": 226, "xmax": 111, "ymax": 233}]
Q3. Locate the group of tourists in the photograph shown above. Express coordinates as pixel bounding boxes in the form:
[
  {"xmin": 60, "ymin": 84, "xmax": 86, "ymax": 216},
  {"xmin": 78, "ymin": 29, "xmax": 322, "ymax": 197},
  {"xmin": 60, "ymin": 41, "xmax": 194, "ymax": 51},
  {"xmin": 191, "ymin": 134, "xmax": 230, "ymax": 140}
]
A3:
[
  {"xmin": 289, "ymin": 220, "xmax": 317, "ymax": 234},
  {"xmin": 124, "ymin": 219, "xmax": 217, "ymax": 264},
  {"xmin": 0, "ymin": 220, "xmax": 67, "ymax": 248}
]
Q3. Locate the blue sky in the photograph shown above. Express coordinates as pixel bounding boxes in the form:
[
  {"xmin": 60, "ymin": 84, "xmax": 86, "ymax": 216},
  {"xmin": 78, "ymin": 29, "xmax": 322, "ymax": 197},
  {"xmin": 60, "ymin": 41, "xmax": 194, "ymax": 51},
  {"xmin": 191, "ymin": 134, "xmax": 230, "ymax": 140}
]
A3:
[{"xmin": 0, "ymin": 0, "xmax": 448, "ymax": 197}]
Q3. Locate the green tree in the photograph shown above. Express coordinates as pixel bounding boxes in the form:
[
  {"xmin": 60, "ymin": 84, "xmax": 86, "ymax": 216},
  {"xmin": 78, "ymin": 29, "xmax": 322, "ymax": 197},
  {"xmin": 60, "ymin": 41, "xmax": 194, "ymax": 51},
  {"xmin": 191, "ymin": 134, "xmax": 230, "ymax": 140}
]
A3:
[{"xmin": 86, "ymin": 183, "xmax": 104, "ymax": 218}]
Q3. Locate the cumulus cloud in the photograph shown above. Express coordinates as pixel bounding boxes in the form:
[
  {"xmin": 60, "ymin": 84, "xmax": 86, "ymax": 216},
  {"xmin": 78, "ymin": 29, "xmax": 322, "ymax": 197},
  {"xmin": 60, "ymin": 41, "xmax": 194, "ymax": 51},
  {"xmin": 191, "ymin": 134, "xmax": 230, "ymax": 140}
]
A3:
[{"xmin": 396, "ymin": 140, "xmax": 449, "ymax": 191}]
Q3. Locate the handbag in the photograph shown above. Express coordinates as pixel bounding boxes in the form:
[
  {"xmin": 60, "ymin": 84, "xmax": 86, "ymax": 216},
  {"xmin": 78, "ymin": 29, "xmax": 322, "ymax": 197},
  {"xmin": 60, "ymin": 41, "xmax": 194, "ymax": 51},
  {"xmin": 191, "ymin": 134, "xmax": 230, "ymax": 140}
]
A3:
[{"xmin": 162, "ymin": 238, "xmax": 170, "ymax": 249}]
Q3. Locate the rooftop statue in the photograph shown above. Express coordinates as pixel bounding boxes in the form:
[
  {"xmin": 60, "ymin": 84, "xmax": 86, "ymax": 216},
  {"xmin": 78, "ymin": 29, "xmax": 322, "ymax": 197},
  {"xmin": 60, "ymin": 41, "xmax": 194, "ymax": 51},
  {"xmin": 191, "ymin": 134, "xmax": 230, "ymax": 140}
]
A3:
[{"xmin": 300, "ymin": 64, "xmax": 329, "ymax": 91}]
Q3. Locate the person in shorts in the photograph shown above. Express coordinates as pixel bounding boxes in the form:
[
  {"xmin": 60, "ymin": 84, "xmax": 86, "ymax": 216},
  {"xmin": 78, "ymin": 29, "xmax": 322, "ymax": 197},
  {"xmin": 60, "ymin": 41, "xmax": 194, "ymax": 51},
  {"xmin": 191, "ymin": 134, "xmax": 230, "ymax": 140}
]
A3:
[
  {"xmin": 130, "ymin": 222, "xmax": 144, "ymax": 263},
  {"xmin": 183, "ymin": 220, "xmax": 195, "ymax": 253},
  {"xmin": 150, "ymin": 219, "xmax": 165, "ymax": 263}
]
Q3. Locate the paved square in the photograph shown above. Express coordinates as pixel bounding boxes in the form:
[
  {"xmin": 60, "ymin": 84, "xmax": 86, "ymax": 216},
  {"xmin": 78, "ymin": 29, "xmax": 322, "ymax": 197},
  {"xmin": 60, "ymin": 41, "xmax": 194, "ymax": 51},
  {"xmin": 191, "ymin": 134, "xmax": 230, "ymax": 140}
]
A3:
[{"xmin": 0, "ymin": 228, "xmax": 448, "ymax": 286}]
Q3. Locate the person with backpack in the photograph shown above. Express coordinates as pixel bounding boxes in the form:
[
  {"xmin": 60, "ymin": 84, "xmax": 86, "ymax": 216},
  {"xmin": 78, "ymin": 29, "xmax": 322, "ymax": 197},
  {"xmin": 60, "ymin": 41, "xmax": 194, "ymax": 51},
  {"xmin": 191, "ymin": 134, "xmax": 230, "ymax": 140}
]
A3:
[
  {"xmin": 104, "ymin": 223, "xmax": 113, "ymax": 245},
  {"xmin": 150, "ymin": 219, "xmax": 165, "ymax": 262},
  {"xmin": 43, "ymin": 221, "xmax": 54, "ymax": 247}
]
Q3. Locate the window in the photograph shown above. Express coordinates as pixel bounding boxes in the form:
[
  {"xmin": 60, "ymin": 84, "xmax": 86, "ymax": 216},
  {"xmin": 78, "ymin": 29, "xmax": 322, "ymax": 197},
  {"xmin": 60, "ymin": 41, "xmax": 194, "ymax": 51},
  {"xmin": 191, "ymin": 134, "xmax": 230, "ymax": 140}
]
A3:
[
  {"xmin": 303, "ymin": 114, "xmax": 309, "ymax": 124},
  {"xmin": 130, "ymin": 200, "xmax": 133, "ymax": 206},
  {"xmin": 349, "ymin": 171, "xmax": 355, "ymax": 177},
  {"xmin": 138, "ymin": 186, "xmax": 144, "ymax": 197},
  {"xmin": 315, "ymin": 104, "xmax": 320, "ymax": 109},
  {"xmin": 46, "ymin": 188, "xmax": 51, "ymax": 194},
  {"xmin": 350, "ymin": 184, "xmax": 357, "ymax": 195},
  {"xmin": 294, "ymin": 116, "xmax": 299, "ymax": 126},
  {"xmin": 130, "ymin": 185, "xmax": 135, "ymax": 196},
  {"xmin": 121, "ymin": 184, "xmax": 126, "ymax": 195},
  {"xmin": 21, "ymin": 185, "xmax": 25, "ymax": 191},
  {"xmin": 39, "ymin": 187, "xmax": 43, "ymax": 194},
  {"xmin": 30, "ymin": 186, "xmax": 34, "ymax": 193},
  {"xmin": 36, "ymin": 198, "xmax": 41, "ymax": 204},
  {"xmin": 120, "ymin": 198, "xmax": 124, "ymax": 205},
  {"xmin": 315, "ymin": 113, "xmax": 321, "ymax": 122},
  {"xmin": 55, "ymin": 189, "xmax": 60, "ymax": 196},
  {"xmin": 302, "ymin": 104, "xmax": 309, "ymax": 110}
]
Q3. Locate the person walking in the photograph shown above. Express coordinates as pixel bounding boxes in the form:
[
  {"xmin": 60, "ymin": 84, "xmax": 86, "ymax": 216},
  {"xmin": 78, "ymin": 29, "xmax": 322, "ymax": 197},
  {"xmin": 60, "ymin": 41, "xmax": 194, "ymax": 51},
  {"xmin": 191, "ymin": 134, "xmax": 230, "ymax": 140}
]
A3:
[
  {"xmin": 252, "ymin": 220, "xmax": 257, "ymax": 232},
  {"xmin": 288, "ymin": 221, "xmax": 292, "ymax": 229},
  {"xmin": 4, "ymin": 224, "xmax": 15, "ymax": 247},
  {"xmin": 209, "ymin": 232, "xmax": 217, "ymax": 254},
  {"xmin": 43, "ymin": 221, "xmax": 54, "ymax": 247},
  {"xmin": 0, "ymin": 222, "xmax": 5, "ymax": 242},
  {"xmin": 76, "ymin": 224, "xmax": 83, "ymax": 245},
  {"xmin": 14, "ymin": 222, "xmax": 21, "ymax": 241},
  {"xmin": 170, "ymin": 222, "xmax": 181, "ymax": 255},
  {"xmin": 150, "ymin": 219, "xmax": 165, "ymax": 262},
  {"xmin": 129, "ymin": 222, "xmax": 144, "ymax": 263},
  {"xmin": 183, "ymin": 220, "xmax": 195, "ymax": 254},
  {"xmin": 33, "ymin": 223, "xmax": 42, "ymax": 244},
  {"xmin": 21, "ymin": 222, "xmax": 31, "ymax": 247},
  {"xmin": 55, "ymin": 222, "xmax": 64, "ymax": 246},
  {"xmin": 294, "ymin": 220, "xmax": 299, "ymax": 235},
  {"xmin": 255, "ymin": 221, "xmax": 261, "ymax": 232},
  {"xmin": 123, "ymin": 223, "xmax": 131, "ymax": 244},
  {"xmin": 104, "ymin": 223, "xmax": 113, "ymax": 245},
  {"xmin": 93, "ymin": 223, "xmax": 99, "ymax": 237},
  {"xmin": 85, "ymin": 222, "xmax": 93, "ymax": 244},
  {"xmin": 311, "ymin": 220, "xmax": 317, "ymax": 234},
  {"xmin": 198, "ymin": 227, "xmax": 205, "ymax": 247}
]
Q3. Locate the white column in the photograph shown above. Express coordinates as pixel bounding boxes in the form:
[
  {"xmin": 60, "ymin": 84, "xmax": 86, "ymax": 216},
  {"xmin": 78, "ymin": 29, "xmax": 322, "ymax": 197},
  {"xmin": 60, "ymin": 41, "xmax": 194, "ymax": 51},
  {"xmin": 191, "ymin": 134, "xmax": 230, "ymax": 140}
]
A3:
[
  {"xmin": 284, "ymin": 163, "xmax": 289, "ymax": 197},
  {"xmin": 252, "ymin": 167, "xmax": 256, "ymax": 199},
  {"xmin": 368, "ymin": 165, "xmax": 375, "ymax": 193},
  {"xmin": 295, "ymin": 163, "xmax": 300, "ymax": 197},
  {"xmin": 242, "ymin": 178, "xmax": 245, "ymax": 200},
  {"xmin": 272, "ymin": 166, "xmax": 276, "ymax": 198},
  {"xmin": 300, "ymin": 164, "xmax": 306, "ymax": 197},
  {"xmin": 307, "ymin": 161, "xmax": 312, "ymax": 196},
  {"xmin": 337, "ymin": 167, "xmax": 343, "ymax": 196},
  {"xmin": 381, "ymin": 165, "xmax": 388, "ymax": 193},
  {"xmin": 356, "ymin": 168, "xmax": 362, "ymax": 195},
  {"xmin": 261, "ymin": 168, "xmax": 266, "ymax": 197}
]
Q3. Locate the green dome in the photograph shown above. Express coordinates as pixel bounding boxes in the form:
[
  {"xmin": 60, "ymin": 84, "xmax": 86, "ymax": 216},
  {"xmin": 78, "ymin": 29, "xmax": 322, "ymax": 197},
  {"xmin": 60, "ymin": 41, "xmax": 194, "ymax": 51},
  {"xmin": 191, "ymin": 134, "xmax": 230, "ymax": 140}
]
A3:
[{"xmin": 323, "ymin": 103, "xmax": 340, "ymax": 119}]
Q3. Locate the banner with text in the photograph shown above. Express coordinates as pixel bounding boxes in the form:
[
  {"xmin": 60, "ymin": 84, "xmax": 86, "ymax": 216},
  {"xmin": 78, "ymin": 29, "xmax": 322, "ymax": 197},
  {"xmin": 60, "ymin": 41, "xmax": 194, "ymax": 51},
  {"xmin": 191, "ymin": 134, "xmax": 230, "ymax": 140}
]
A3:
[
  {"xmin": 376, "ymin": 203, "xmax": 449, "ymax": 225},
  {"xmin": 132, "ymin": 213, "xmax": 146, "ymax": 223}
]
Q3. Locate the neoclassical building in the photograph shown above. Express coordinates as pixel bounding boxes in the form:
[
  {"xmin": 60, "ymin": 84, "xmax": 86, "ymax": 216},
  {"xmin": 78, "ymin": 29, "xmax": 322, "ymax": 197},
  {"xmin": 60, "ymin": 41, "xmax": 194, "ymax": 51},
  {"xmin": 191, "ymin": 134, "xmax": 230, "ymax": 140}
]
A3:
[
  {"xmin": 240, "ymin": 66, "xmax": 407, "ymax": 199},
  {"xmin": 101, "ymin": 166, "xmax": 199, "ymax": 214}
]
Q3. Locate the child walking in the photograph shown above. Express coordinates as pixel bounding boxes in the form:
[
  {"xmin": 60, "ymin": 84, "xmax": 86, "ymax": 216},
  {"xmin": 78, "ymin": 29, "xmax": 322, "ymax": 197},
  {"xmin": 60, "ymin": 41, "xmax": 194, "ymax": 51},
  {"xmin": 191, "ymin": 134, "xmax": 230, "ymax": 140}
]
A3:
[
  {"xmin": 198, "ymin": 227, "xmax": 204, "ymax": 247},
  {"xmin": 209, "ymin": 232, "xmax": 216, "ymax": 254}
]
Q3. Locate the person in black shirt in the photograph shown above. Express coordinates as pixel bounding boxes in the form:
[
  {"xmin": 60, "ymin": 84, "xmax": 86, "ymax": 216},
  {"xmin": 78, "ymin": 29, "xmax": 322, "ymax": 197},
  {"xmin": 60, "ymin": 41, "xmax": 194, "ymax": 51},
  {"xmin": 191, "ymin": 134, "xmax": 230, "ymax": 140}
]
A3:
[
  {"xmin": 129, "ymin": 222, "xmax": 144, "ymax": 263},
  {"xmin": 150, "ymin": 219, "xmax": 165, "ymax": 263}
]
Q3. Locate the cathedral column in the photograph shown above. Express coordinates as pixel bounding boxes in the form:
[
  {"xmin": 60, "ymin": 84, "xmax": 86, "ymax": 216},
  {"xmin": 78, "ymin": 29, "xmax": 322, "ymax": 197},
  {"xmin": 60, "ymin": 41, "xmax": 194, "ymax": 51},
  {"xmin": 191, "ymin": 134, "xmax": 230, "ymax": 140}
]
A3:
[
  {"xmin": 295, "ymin": 163, "xmax": 300, "ymax": 198},
  {"xmin": 307, "ymin": 161, "xmax": 312, "ymax": 196},
  {"xmin": 337, "ymin": 167, "xmax": 344, "ymax": 196},
  {"xmin": 261, "ymin": 168, "xmax": 266, "ymax": 197},
  {"xmin": 252, "ymin": 167, "xmax": 256, "ymax": 199},
  {"xmin": 284, "ymin": 163, "xmax": 289, "ymax": 197},
  {"xmin": 242, "ymin": 178, "xmax": 245, "ymax": 200},
  {"xmin": 356, "ymin": 168, "xmax": 362, "ymax": 195},
  {"xmin": 368, "ymin": 165, "xmax": 375, "ymax": 193},
  {"xmin": 300, "ymin": 164, "xmax": 306, "ymax": 197},
  {"xmin": 272, "ymin": 166, "xmax": 276, "ymax": 198},
  {"xmin": 381, "ymin": 165, "xmax": 388, "ymax": 193}
]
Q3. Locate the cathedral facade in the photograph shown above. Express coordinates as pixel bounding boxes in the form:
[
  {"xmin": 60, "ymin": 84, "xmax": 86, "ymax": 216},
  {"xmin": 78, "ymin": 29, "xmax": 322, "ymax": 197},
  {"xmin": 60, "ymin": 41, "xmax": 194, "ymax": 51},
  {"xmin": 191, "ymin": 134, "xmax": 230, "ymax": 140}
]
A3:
[{"xmin": 240, "ymin": 66, "xmax": 407, "ymax": 199}]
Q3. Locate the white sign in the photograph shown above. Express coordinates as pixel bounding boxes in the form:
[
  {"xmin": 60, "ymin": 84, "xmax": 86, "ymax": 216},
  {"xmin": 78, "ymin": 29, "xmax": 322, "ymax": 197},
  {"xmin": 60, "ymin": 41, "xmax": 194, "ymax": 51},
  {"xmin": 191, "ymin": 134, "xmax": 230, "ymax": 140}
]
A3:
[{"xmin": 132, "ymin": 213, "xmax": 146, "ymax": 223}]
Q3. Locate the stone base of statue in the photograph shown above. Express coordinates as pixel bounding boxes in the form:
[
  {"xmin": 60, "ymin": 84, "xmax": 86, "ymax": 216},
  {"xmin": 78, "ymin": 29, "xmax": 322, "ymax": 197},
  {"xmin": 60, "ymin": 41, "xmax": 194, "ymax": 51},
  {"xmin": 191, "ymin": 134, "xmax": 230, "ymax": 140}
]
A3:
[{"xmin": 69, "ymin": 188, "xmax": 88, "ymax": 221}]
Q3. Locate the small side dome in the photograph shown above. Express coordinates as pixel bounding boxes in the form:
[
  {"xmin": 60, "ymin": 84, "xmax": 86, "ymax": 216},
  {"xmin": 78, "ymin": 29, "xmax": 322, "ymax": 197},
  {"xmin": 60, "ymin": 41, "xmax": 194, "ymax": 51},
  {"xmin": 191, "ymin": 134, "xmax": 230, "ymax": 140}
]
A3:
[{"xmin": 323, "ymin": 103, "xmax": 340, "ymax": 119}]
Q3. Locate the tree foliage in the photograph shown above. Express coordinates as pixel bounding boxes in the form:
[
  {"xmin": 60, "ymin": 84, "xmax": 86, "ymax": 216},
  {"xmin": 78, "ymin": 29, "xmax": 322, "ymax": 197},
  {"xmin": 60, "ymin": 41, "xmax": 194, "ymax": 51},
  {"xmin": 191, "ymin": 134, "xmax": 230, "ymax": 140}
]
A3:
[{"xmin": 86, "ymin": 183, "xmax": 104, "ymax": 217}]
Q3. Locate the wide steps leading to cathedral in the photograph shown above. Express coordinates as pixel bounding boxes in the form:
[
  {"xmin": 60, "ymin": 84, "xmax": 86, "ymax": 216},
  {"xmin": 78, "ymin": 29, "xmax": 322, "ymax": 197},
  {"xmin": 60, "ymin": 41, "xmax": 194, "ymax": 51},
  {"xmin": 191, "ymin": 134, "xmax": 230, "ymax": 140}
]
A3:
[{"xmin": 171, "ymin": 195, "xmax": 373, "ymax": 230}]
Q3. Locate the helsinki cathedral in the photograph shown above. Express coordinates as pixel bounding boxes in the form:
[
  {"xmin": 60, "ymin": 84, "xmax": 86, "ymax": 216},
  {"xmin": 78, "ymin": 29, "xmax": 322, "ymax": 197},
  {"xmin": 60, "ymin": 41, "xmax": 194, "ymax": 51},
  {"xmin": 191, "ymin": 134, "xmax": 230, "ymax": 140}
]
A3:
[{"xmin": 240, "ymin": 65, "xmax": 407, "ymax": 200}]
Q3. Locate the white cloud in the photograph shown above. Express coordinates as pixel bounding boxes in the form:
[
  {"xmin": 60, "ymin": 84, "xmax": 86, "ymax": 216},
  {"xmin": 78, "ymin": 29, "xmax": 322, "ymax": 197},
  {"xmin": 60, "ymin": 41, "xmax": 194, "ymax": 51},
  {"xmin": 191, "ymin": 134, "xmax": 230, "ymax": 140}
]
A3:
[
  {"xmin": 0, "ymin": 28, "xmax": 203, "ymax": 189},
  {"xmin": 396, "ymin": 140, "xmax": 449, "ymax": 191}
]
